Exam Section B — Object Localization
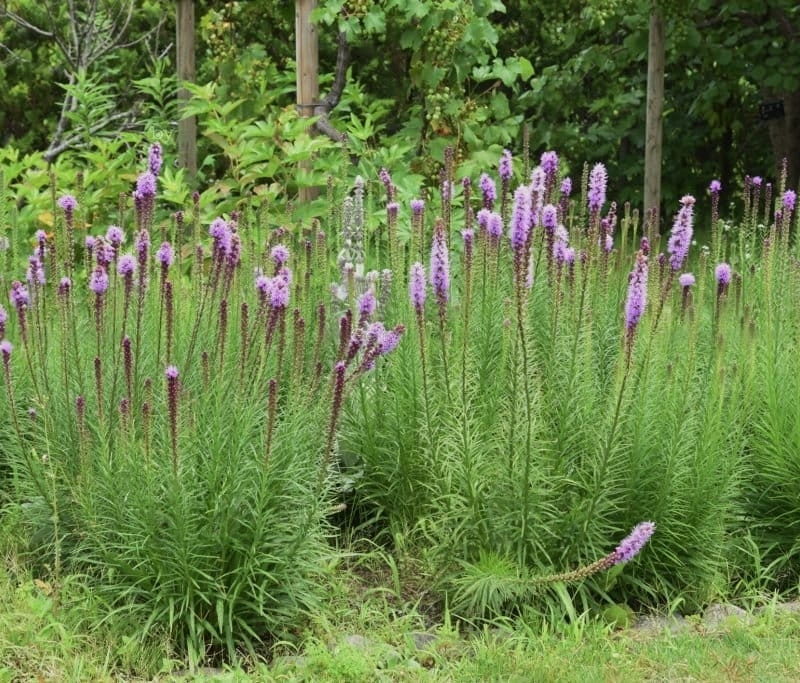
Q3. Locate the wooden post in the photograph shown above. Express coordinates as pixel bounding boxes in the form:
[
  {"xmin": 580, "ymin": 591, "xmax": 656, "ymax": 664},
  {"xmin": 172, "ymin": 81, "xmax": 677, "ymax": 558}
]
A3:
[
  {"xmin": 176, "ymin": 0, "xmax": 197, "ymax": 182},
  {"xmin": 644, "ymin": 6, "xmax": 665, "ymax": 221},
  {"xmin": 296, "ymin": 0, "xmax": 319, "ymax": 202}
]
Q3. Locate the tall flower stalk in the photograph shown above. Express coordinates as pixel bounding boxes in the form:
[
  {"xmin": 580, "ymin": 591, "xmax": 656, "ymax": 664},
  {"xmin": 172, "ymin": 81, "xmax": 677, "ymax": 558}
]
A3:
[{"xmin": 430, "ymin": 219, "xmax": 451, "ymax": 401}]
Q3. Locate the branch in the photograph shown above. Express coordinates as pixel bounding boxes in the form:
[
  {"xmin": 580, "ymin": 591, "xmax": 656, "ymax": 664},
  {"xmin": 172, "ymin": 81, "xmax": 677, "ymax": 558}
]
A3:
[
  {"xmin": 313, "ymin": 30, "xmax": 349, "ymax": 143},
  {"xmin": 44, "ymin": 105, "xmax": 140, "ymax": 162}
]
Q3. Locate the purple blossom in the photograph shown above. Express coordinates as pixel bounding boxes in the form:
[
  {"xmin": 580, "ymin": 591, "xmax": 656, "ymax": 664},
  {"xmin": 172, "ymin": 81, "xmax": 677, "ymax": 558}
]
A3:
[
  {"xmin": 117, "ymin": 254, "xmax": 136, "ymax": 277},
  {"xmin": 667, "ymin": 195, "xmax": 695, "ymax": 271},
  {"xmin": 0, "ymin": 339, "xmax": 12, "ymax": 359},
  {"xmin": 479, "ymin": 173, "xmax": 497, "ymax": 207},
  {"xmin": 625, "ymin": 251, "xmax": 649, "ymax": 331},
  {"xmin": 410, "ymin": 199, "xmax": 425, "ymax": 215},
  {"xmin": 106, "ymin": 225, "xmax": 125, "ymax": 246},
  {"xmin": 35, "ymin": 229, "xmax": 47, "ymax": 244},
  {"xmin": 89, "ymin": 266, "xmax": 109, "ymax": 295},
  {"xmin": 387, "ymin": 201, "xmax": 399, "ymax": 220},
  {"xmin": 148, "ymin": 142, "xmax": 163, "ymax": 176},
  {"xmin": 529, "ymin": 166, "xmax": 545, "ymax": 195},
  {"xmin": 563, "ymin": 247, "xmax": 576, "ymax": 264},
  {"xmin": 358, "ymin": 290, "xmax": 377, "ymax": 318},
  {"xmin": 165, "ymin": 365, "xmax": 179, "ymax": 380},
  {"xmin": 255, "ymin": 275, "xmax": 272, "ymax": 300},
  {"xmin": 85, "ymin": 235, "xmax": 96, "ymax": 252},
  {"xmin": 560, "ymin": 177, "xmax": 572, "ymax": 197},
  {"xmin": 709, "ymin": 179, "xmax": 722, "ymax": 194},
  {"xmin": 612, "ymin": 522, "xmax": 656, "ymax": 565},
  {"xmin": 409, "ymin": 262, "xmax": 426, "ymax": 313},
  {"xmin": 271, "ymin": 244, "xmax": 290, "ymax": 267},
  {"xmin": 57, "ymin": 195, "xmax": 78, "ymax": 213},
  {"xmin": 269, "ymin": 270, "xmax": 291, "ymax": 309},
  {"xmin": 715, "ymin": 262, "xmax": 732, "ymax": 286},
  {"xmin": 588, "ymin": 163, "xmax": 608, "ymax": 212},
  {"xmin": 135, "ymin": 172, "xmax": 157, "ymax": 198},
  {"xmin": 58, "ymin": 277, "xmax": 71, "ymax": 296},
  {"xmin": 9, "ymin": 281, "xmax": 29, "ymax": 310},
  {"xmin": 95, "ymin": 239, "xmax": 115, "ymax": 268},
  {"xmin": 26, "ymin": 257, "xmax": 45, "ymax": 286},
  {"xmin": 783, "ymin": 190, "xmax": 797, "ymax": 211},
  {"xmin": 430, "ymin": 223, "xmax": 450, "ymax": 305},
  {"xmin": 679, "ymin": 273, "xmax": 695, "ymax": 288},
  {"xmin": 461, "ymin": 228, "xmax": 475, "ymax": 248},
  {"xmin": 540, "ymin": 150, "xmax": 559, "ymax": 178},
  {"xmin": 751, "ymin": 176, "xmax": 763, "ymax": 187},
  {"xmin": 487, "ymin": 212, "xmax": 503, "ymax": 240},
  {"xmin": 156, "ymin": 242, "xmax": 175, "ymax": 267},
  {"xmin": 541, "ymin": 204, "xmax": 558, "ymax": 232},
  {"xmin": 378, "ymin": 324, "xmax": 404, "ymax": 355},
  {"xmin": 499, "ymin": 149, "xmax": 513, "ymax": 182},
  {"xmin": 509, "ymin": 186, "xmax": 533, "ymax": 253}
]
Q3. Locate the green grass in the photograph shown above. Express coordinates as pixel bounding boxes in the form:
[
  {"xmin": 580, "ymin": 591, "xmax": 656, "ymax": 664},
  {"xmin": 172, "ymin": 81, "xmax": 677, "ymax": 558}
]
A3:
[{"xmin": 3, "ymin": 554, "xmax": 800, "ymax": 682}]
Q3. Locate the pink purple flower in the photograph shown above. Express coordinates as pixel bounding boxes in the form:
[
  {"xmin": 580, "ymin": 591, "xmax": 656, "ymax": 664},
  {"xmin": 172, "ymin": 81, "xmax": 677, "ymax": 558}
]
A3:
[
  {"xmin": 106, "ymin": 225, "xmax": 124, "ymax": 246},
  {"xmin": 430, "ymin": 222, "xmax": 450, "ymax": 305},
  {"xmin": 0, "ymin": 339, "xmax": 12, "ymax": 360},
  {"xmin": 667, "ymin": 195, "xmax": 695, "ymax": 271},
  {"xmin": 117, "ymin": 254, "xmax": 136, "ymax": 277},
  {"xmin": 409, "ymin": 262, "xmax": 426, "ymax": 314},
  {"xmin": 612, "ymin": 522, "xmax": 656, "ymax": 564},
  {"xmin": 715, "ymin": 262, "xmax": 732, "ymax": 285},
  {"xmin": 560, "ymin": 177, "xmax": 572, "ymax": 197},
  {"xmin": 148, "ymin": 142, "xmax": 163, "ymax": 176},
  {"xmin": 271, "ymin": 244, "xmax": 290, "ymax": 267},
  {"xmin": 499, "ymin": 149, "xmax": 513, "ymax": 181},
  {"xmin": 588, "ymin": 163, "xmax": 607, "ymax": 212},
  {"xmin": 625, "ymin": 251, "xmax": 649, "ymax": 331},
  {"xmin": 57, "ymin": 195, "xmax": 78, "ymax": 213},
  {"xmin": 709, "ymin": 179, "xmax": 722, "ymax": 194},
  {"xmin": 479, "ymin": 173, "xmax": 496, "ymax": 208},
  {"xmin": 89, "ymin": 267, "xmax": 109, "ymax": 295},
  {"xmin": 410, "ymin": 199, "xmax": 425, "ymax": 215},
  {"xmin": 156, "ymin": 242, "xmax": 175, "ymax": 267},
  {"xmin": 135, "ymin": 172, "xmax": 157, "ymax": 198},
  {"xmin": 678, "ymin": 273, "xmax": 695, "ymax": 287},
  {"xmin": 509, "ymin": 186, "xmax": 532, "ymax": 253},
  {"xmin": 9, "ymin": 281, "xmax": 29, "ymax": 311},
  {"xmin": 783, "ymin": 190, "xmax": 797, "ymax": 211},
  {"xmin": 540, "ymin": 150, "xmax": 558, "ymax": 178}
]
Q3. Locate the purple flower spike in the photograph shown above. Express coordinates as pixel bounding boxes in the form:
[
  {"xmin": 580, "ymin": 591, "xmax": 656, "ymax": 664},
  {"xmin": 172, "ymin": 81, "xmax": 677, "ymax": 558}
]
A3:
[
  {"xmin": 541, "ymin": 204, "xmax": 558, "ymax": 232},
  {"xmin": 588, "ymin": 163, "xmax": 608, "ymax": 212},
  {"xmin": 499, "ymin": 149, "xmax": 513, "ymax": 182},
  {"xmin": 58, "ymin": 277, "xmax": 72, "ymax": 296},
  {"xmin": 715, "ymin": 262, "xmax": 732, "ymax": 286},
  {"xmin": 269, "ymin": 272, "xmax": 290, "ymax": 309},
  {"xmin": 409, "ymin": 262, "xmax": 426, "ymax": 314},
  {"xmin": 612, "ymin": 522, "xmax": 656, "ymax": 565},
  {"xmin": 479, "ymin": 173, "xmax": 497, "ymax": 208},
  {"xmin": 410, "ymin": 199, "xmax": 425, "ymax": 215},
  {"xmin": 156, "ymin": 242, "xmax": 175, "ymax": 267},
  {"xmin": 509, "ymin": 186, "xmax": 532, "ymax": 253},
  {"xmin": 85, "ymin": 235, "xmax": 96, "ymax": 252},
  {"xmin": 751, "ymin": 176, "xmax": 763, "ymax": 187},
  {"xmin": 430, "ymin": 222, "xmax": 450, "ymax": 305},
  {"xmin": 540, "ymin": 150, "xmax": 559, "ymax": 177},
  {"xmin": 667, "ymin": 195, "xmax": 695, "ymax": 271},
  {"xmin": 625, "ymin": 251, "xmax": 649, "ymax": 332},
  {"xmin": 560, "ymin": 177, "xmax": 572, "ymax": 197},
  {"xmin": 136, "ymin": 172, "xmax": 157, "ymax": 198},
  {"xmin": 57, "ymin": 195, "xmax": 78, "ymax": 213},
  {"xmin": 271, "ymin": 244, "xmax": 290, "ymax": 267},
  {"xmin": 709, "ymin": 179, "xmax": 722, "ymax": 194},
  {"xmin": 487, "ymin": 212, "xmax": 503, "ymax": 240},
  {"xmin": 783, "ymin": 190, "xmax": 797, "ymax": 211},
  {"xmin": 148, "ymin": 142, "xmax": 163, "ymax": 176},
  {"xmin": 0, "ymin": 339, "xmax": 12, "ymax": 360},
  {"xmin": 679, "ymin": 273, "xmax": 695, "ymax": 288},
  {"xmin": 9, "ymin": 281, "xmax": 30, "ymax": 311},
  {"xmin": 89, "ymin": 267, "xmax": 109, "ymax": 295},
  {"xmin": 106, "ymin": 225, "xmax": 125, "ymax": 246},
  {"xmin": 117, "ymin": 254, "xmax": 136, "ymax": 277},
  {"xmin": 358, "ymin": 290, "xmax": 377, "ymax": 319},
  {"xmin": 165, "ymin": 365, "xmax": 179, "ymax": 380}
]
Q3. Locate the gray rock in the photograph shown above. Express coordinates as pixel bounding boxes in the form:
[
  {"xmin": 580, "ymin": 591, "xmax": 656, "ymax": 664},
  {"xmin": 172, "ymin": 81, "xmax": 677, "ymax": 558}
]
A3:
[
  {"xmin": 631, "ymin": 614, "xmax": 690, "ymax": 635},
  {"xmin": 410, "ymin": 631, "xmax": 438, "ymax": 650},
  {"xmin": 271, "ymin": 655, "xmax": 308, "ymax": 670},
  {"xmin": 703, "ymin": 603, "xmax": 752, "ymax": 627},
  {"xmin": 339, "ymin": 633, "xmax": 374, "ymax": 650}
]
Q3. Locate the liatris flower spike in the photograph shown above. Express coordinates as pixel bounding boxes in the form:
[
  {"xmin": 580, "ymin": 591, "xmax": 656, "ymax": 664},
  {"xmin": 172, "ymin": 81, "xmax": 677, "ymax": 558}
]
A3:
[
  {"xmin": 57, "ymin": 194, "xmax": 78, "ymax": 214},
  {"xmin": 499, "ymin": 149, "xmax": 513, "ymax": 182},
  {"xmin": 588, "ymin": 162, "xmax": 608, "ymax": 213},
  {"xmin": 715, "ymin": 262, "xmax": 732, "ymax": 302},
  {"xmin": 148, "ymin": 142, "xmax": 163, "ymax": 176},
  {"xmin": 89, "ymin": 267, "xmax": 109, "ymax": 295},
  {"xmin": 479, "ymin": 173, "xmax": 496, "ymax": 208},
  {"xmin": 612, "ymin": 521, "xmax": 656, "ymax": 565},
  {"xmin": 709, "ymin": 179, "xmax": 722, "ymax": 194},
  {"xmin": 271, "ymin": 244, "xmax": 290, "ymax": 268},
  {"xmin": 430, "ymin": 222, "xmax": 450, "ymax": 307},
  {"xmin": 156, "ymin": 242, "xmax": 175, "ymax": 268},
  {"xmin": 409, "ymin": 262, "xmax": 426, "ymax": 315},
  {"xmin": 667, "ymin": 195, "xmax": 695, "ymax": 271}
]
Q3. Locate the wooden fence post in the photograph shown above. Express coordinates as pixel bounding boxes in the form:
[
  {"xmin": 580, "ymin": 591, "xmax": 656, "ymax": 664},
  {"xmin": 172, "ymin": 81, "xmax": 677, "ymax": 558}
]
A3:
[
  {"xmin": 176, "ymin": 0, "xmax": 197, "ymax": 183},
  {"xmin": 296, "ymin": 0, "xmax": 320, "ymax": 202},
  {"xmin": 644, "ymin": 6, "xmax": 665, "ymax": 223}
]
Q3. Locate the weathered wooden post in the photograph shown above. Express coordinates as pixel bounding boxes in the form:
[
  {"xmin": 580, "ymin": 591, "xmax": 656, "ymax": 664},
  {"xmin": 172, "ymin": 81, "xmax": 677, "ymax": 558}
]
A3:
[
  {"xmin": 176, "ymin": 0, "xmax": 197, "ymax": 182},
  {"xmin": 644, "ymin": 5, "xmax": 665, "ymax": 223},
  {"xmin": 296, "ymin": 0, "xmax": 320, "ymax": 202}
]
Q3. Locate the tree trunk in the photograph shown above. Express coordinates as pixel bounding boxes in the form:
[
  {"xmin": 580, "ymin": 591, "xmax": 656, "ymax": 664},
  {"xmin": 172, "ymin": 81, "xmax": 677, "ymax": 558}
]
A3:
[
  {"xmin": 176, "ymin": 0, "xmax": 197, "ymax": 183},
  {"xmin": 767, "ymin": 91, "xmax": 800, "ymax": 192},
  {"xmin": 644, "ymin": 8, "xmax": 665, "ymax": 221},
  {"xmin": 295, "ymin": 0, "xmax": 319, "ymax": 202}
]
